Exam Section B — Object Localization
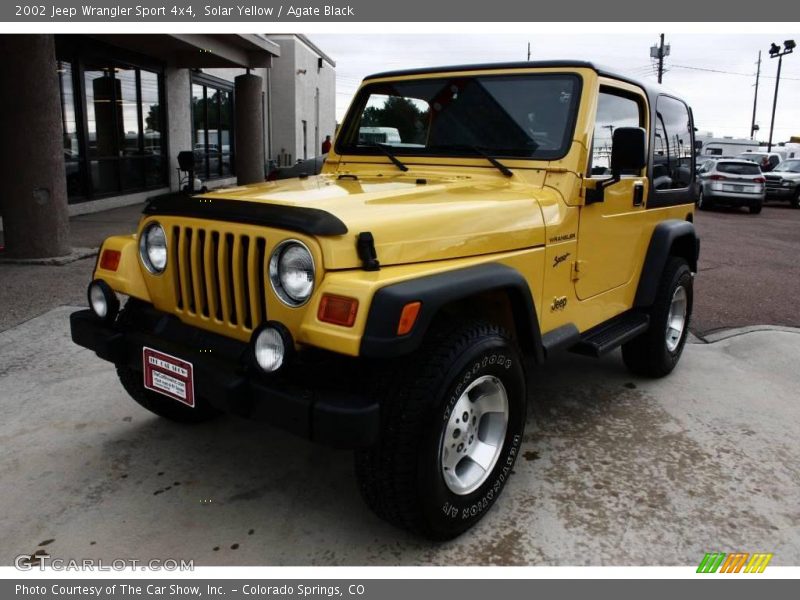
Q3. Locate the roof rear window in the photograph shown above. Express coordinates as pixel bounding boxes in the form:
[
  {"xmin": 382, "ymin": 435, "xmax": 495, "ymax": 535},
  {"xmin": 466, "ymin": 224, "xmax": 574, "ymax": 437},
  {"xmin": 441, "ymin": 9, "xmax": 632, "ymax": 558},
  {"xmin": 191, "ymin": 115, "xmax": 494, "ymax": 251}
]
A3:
[{"xmin": 717, "ymin": 162, "xmax": 761, "ymax": 175}]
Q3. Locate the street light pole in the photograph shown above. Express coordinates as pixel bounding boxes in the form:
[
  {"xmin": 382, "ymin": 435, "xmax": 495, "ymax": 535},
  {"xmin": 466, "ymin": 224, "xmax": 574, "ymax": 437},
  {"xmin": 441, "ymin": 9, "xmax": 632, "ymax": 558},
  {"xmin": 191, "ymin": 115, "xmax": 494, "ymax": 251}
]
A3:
[
  {"xmin": 767, "ymin": 53, "xmax": 783, "ymax": 152},
  {"xmin": 767, "ymin": 40, "xmax": 795, "ymax": 152}
]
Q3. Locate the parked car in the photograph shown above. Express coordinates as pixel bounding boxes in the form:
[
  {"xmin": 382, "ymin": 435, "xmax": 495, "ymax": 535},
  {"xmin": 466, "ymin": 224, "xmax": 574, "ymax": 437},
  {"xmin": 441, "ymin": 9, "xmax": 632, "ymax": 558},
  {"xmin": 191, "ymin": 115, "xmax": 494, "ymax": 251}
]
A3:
[
  {"xmin": 764, "ymin": 158, "xmax": 800, "ymax": 208},
  {"xmin": 737, "ymin": 151, "xmax": 782, "ymax": 172},
  {"xmin": 71, "ymin": 60, "xmax": 700, "ymax": 540},
  {"xmin": 268, "ymin": 155, "xmax": 326, "ymax": 180},
  {"xmin": 697, "ymin": 158, "xmax": 765, "ymax": 213}
]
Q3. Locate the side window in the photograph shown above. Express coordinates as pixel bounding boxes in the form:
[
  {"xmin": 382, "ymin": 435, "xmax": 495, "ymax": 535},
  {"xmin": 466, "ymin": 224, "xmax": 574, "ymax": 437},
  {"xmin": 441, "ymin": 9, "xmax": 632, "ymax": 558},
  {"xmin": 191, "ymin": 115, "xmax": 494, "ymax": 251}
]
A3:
[
  {"xmin": 591, "ymin": 90, "xmax": 642, "ymax": 176},
  {"xmin": 653, "ymin": 96, "xmax": 693, "ymax": 190}
]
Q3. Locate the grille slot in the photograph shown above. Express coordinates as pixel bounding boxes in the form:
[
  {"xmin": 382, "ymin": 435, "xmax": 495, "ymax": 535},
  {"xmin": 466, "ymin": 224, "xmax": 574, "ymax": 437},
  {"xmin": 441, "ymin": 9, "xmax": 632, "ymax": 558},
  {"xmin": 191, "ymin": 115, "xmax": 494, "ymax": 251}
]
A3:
[{"xmin": 172, "ymin": 225, "xmax": 267, "ymax": 333}]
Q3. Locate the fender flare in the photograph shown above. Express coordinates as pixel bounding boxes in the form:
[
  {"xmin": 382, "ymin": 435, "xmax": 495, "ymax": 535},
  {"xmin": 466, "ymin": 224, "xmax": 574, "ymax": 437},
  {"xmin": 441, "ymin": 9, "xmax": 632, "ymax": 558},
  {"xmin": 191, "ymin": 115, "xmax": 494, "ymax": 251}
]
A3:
[
  {"xmin": 359, "ymin": 263, "xmax": 543, "ymax": 361},
  {"xmin": 634, "ymin": 219, "xmax": 700, "ymax": 308}
]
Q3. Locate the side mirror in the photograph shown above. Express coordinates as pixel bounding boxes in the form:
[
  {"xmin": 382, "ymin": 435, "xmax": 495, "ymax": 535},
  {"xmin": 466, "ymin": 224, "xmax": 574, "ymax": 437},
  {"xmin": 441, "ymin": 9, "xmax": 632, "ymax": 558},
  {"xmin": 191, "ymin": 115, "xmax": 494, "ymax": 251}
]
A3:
[
  {"xmin": 586, "ymin": 127, "xmax": 647, "ymax": 204},
  {"xmin": 610, "ymin": 127, "xmax": 647, "ymax": 173}
]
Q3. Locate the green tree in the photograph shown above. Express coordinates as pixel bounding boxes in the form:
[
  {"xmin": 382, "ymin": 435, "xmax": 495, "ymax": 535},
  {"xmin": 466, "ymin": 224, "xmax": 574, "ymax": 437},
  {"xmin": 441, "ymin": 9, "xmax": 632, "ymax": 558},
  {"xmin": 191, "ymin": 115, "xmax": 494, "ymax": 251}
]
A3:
[
  {"xmin": 361, "ymin": 96, "xmax": 429, "ymax": 144},
  {"xmin": 144, "ymin": 104, "xmax": 160, "ymax": 132}
]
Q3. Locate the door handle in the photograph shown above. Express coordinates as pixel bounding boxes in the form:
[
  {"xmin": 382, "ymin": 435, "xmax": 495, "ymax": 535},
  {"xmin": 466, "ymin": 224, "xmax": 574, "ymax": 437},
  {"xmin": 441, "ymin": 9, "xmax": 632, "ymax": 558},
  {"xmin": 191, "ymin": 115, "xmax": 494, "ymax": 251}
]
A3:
[{"xmin": 633, "ymin": 181, "xmax": 644, "ymax": 206}]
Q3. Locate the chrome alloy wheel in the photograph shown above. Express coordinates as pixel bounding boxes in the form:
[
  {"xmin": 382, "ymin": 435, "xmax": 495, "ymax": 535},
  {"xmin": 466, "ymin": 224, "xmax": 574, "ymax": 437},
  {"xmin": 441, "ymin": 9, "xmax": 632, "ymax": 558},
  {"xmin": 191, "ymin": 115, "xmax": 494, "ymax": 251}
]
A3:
[
  {"xmin": 665, "ymin": 285, "xmax": 688, "ymax": 352},
  {"xmin": 440, "ymin": 375, "xmax": 509, "ymax": 495}
]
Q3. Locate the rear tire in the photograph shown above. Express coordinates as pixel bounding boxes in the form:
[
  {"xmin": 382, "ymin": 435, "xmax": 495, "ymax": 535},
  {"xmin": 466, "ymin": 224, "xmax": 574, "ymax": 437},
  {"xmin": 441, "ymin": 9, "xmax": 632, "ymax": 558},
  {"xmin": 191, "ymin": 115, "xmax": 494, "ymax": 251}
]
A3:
[
  {"xmin": 791, "ymin": 189, "xmax": 800, "ymax": 209},
  {"xmin": 355, "ymin": 321, "xmax": 526, "ymax": 540},
  {"xmin": 749, "ymin": 201, "xmax": 762, "ymax": 214},
  {"xmin": 622, "ymin": 257, "xmax": 693, "ymax": 378},
  {"xmin": 697, "ymin": 189, "xmax": 712, "ymax": 211}
]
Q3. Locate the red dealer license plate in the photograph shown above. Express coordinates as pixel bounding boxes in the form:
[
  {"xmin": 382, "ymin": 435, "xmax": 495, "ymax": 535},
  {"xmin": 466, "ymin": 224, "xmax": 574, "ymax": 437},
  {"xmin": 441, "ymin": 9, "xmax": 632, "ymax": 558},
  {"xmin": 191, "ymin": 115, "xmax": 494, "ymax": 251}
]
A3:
[{"xmin": 143, "ymin": 347, "xmax": 195, "ymax": 407}]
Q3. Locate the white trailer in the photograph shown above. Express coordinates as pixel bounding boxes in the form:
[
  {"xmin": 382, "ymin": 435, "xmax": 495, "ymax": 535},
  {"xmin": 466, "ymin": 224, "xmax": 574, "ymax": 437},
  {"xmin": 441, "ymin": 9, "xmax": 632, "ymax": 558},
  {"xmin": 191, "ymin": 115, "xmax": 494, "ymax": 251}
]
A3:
[{"xmin": 695, "ymin": 133, "xmax": 760, "ymax": 157}]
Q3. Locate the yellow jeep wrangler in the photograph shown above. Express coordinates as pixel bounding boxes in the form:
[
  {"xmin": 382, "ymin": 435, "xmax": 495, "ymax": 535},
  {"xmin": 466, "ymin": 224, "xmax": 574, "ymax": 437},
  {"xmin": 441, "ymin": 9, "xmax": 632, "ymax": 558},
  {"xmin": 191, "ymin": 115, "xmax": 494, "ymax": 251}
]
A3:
[{"xmin": 71, "ymin": 61, "xmax": 699, "ymax": 539}]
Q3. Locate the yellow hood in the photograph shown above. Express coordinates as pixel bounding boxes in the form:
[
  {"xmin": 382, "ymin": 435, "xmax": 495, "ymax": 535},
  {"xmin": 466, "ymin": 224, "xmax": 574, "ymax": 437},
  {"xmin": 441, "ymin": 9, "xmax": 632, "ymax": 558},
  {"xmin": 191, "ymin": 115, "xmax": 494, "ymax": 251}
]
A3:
[{"xmin": 201, "ymin": 173, "xmax": 549, "ymax": 270}]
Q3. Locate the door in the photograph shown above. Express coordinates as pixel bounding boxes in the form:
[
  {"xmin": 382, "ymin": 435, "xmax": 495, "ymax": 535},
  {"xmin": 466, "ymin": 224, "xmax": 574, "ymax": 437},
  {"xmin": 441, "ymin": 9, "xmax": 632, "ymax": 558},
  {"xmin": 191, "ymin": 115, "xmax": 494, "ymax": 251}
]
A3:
[{"xmin": 575, "ymin": 86, "xmax": 649, "ymax": 300}]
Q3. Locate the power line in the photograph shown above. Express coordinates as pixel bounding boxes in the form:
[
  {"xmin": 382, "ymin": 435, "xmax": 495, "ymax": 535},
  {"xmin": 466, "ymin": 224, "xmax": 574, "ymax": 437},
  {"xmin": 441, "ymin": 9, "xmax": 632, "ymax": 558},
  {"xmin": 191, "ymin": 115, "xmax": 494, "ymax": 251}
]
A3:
[{"xmin": 671, "ymin": 63, "xmax": 800, "ymax": 81}]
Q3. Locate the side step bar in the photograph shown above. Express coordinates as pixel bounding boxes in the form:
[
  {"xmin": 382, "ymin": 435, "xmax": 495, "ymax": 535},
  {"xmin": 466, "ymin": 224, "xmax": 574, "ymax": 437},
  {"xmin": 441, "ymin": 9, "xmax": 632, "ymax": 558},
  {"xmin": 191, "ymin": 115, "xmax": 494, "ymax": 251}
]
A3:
[{"xmin": 570, "ymin": 311, "xmax": 650, "ymax": 357}]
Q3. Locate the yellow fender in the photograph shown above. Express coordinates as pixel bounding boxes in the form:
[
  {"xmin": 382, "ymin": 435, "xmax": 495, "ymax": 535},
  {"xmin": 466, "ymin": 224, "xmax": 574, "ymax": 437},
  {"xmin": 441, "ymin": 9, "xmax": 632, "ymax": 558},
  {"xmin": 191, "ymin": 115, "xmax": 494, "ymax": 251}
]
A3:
[{"xmin": 93, "ymin": 235, "xmax": 151, "ymax": 302}]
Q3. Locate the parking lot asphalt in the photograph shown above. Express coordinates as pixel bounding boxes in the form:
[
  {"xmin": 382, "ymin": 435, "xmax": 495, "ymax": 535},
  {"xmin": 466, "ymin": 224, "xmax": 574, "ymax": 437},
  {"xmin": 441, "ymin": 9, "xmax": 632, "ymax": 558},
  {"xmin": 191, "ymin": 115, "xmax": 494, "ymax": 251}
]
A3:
[
  {"xmin": 0, "ymin": 204, "xmax": 142, "ymax": 333},
  {"xmin": 1, "ymin": 307, "xmax": 798, "ymax": 566},
  {"xmin": 692, "ymin": 203, "xmax": 800, "ymax": 336}
]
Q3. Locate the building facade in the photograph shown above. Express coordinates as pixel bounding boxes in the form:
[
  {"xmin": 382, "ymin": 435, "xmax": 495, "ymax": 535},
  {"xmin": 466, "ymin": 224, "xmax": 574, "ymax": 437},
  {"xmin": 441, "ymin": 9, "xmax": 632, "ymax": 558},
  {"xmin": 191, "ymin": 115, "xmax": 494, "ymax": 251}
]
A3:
[
  {"xmin": 0, "ymin": 33, "xmax": 337, "ymax": 258},
  {"xmin": 268, "ymin": 34, "xmax": 337, "ymax": 166}
]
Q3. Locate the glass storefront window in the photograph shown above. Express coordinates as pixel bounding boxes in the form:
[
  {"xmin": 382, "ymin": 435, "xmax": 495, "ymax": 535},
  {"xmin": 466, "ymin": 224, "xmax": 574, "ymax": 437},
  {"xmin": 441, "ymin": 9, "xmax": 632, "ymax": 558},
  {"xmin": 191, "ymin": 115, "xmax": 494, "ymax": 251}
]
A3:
[
  {"xmin": 192, "ymin": 77, "xmax": 235, "ymax": 180},
  {"xmin": 58, "ymin": 61, "xmax": 84, "ymax": 198},
  {"xmin": 220, "ymin": 90, "xmax": 233, "ymax": 177},
  {"xmin": 56, "ymin": 47, "xmax": 167, "ymax": 202},
  {"xmin": 84, "ymin": 64, "xmax": 121, "ymax": 196},
  {"xmin": 140, "ymin": 70, "xmax": 163, "ymax": 188}
]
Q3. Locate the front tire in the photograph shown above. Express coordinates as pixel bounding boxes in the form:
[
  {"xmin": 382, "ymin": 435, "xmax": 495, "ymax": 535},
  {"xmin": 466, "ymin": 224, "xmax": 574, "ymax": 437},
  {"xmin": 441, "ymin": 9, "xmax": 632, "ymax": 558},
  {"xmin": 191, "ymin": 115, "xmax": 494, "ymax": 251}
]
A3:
[
  {"xmin": 115, "ymin": 300, "xmax": 222, "ymax": 424},
  {"xmin": 355, "ymin": 321, "xmax": 526, "ymax": 540},
  {"xmin": 791, "ymin": 189, "xmax": 800, "ymax": 209},
  {"xmin": 622, "ymin": 257, "xmax": 693, "ymax": 378}
]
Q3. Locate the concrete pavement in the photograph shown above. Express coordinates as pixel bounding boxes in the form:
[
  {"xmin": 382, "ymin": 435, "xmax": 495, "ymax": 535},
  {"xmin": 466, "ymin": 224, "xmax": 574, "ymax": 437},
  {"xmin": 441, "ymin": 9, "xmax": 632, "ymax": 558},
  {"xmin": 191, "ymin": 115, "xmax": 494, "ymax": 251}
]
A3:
[{"xmin": 1, "ymin": 307, "xmax": 798, "ymax": 566}]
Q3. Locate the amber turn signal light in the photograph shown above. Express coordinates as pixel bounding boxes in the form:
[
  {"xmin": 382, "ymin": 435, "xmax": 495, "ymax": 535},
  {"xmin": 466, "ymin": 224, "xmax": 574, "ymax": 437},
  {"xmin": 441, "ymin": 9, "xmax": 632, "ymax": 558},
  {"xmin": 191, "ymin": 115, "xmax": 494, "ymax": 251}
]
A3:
[
  {"xmin": 397, "ymin": 301, "xmax": 422, "ymax": 336},
  {"xmin": 318, "ymin": 294, "xmax": 359, "ymax": 327},
  {"xmin": 99, "ymin": 249, "xmax": 121, "ymax": 271}
]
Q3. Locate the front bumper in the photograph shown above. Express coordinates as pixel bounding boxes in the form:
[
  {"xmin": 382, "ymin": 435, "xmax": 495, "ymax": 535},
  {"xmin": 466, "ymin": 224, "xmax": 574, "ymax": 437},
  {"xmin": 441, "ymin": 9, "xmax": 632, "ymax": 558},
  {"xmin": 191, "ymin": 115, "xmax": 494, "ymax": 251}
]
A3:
[
  {"xmin": 70, "ymin": 308, "xmax": 379, "ymax": 448},
  {"xmin": 765, "ymin": 185, "xmax": 799, "ymax": 199},
  {"xmin": 704, "ymin": 187, "xmax": 764, "ymax": 204}
]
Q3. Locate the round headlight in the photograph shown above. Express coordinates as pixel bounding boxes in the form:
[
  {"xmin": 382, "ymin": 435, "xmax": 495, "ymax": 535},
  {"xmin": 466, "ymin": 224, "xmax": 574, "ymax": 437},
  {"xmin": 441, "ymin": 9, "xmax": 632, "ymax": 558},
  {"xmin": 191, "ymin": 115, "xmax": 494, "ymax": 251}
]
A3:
[
  {"xmin": 254, "ymin": 327, "xmax": 286, "ymax": 372},
  {"xmin": 269, "ymin": 240, "xmax": 315, "ymax": 306},
  {"xmin": 139, "ymin": 222, "xmax": 167, "ymax": 274}
]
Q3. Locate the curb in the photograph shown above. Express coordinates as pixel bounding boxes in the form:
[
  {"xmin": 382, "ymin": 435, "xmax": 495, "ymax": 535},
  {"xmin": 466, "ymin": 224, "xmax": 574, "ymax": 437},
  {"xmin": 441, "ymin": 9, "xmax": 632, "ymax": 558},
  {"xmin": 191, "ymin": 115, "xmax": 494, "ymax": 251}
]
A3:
[
  {"xmin": 700, "ymin": 325, "xmax": 800, "ymax": 344},
  {"xmin": 0, "ymin": 247, "xmax": 98, "ymax": 266}
]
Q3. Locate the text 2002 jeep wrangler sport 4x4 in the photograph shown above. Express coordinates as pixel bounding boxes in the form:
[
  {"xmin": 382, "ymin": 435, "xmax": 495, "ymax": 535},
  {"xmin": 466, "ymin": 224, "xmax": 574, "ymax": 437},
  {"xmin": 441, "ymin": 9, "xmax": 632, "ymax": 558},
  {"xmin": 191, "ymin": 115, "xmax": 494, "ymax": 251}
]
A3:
[{"xmin": 71, "ymin": 61, "xmax": 699, "ymax": 540}]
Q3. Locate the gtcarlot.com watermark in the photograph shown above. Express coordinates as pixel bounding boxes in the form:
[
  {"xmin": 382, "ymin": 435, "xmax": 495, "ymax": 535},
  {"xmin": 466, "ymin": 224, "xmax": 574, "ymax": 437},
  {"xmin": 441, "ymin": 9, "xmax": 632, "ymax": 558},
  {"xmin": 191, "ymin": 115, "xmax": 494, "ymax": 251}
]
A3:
[{"xmin": 14, "ymin": 554, "xmax": 194, "ymax": 571}]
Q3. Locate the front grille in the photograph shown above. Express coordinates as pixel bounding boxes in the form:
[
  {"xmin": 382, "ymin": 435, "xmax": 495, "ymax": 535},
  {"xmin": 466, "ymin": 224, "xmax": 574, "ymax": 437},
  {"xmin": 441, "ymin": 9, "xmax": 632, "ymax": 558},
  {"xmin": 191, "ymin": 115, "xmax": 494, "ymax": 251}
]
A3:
[
  {"xmin": 765, "ymin": 176, "xmax": 783, "ymax": 191},
  {"xmin": 171, "ymin": 226, "xmax": 268, "ymax": 333}
]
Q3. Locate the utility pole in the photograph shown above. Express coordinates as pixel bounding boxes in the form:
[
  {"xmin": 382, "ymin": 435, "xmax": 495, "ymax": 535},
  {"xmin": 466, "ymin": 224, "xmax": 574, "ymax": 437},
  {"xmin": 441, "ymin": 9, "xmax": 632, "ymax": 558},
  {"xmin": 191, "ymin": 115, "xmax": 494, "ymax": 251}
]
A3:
[
  {"xmin": 527, "ymin": 42, "xmax": 531, "ymax": 61},
  {"xmin": 650, "ymin": 34, "xmax": 670, "ymax": 84},
  {"xmin": 750, "ymin": 51, "xmax": 761, "ymax": 140},
  {"xmin": 767, "ymin": 40, "xmax": 796, "ymax": 152}
]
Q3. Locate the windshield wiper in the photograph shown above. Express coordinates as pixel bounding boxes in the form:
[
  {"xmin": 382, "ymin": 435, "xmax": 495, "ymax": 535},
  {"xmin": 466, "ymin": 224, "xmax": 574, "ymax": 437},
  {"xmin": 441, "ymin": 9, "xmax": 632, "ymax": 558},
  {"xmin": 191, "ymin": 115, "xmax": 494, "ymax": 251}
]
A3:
[
  {"xmin": 429, "ymin": 144, "xmax": 514, "ymax": 177},
  {"xmin": 469, "ymin": 146, "xmax": 514, "ymax": 177},
  {"xmin": 367, "ymin": 143, "xmax": 408, "ymax": 172}
]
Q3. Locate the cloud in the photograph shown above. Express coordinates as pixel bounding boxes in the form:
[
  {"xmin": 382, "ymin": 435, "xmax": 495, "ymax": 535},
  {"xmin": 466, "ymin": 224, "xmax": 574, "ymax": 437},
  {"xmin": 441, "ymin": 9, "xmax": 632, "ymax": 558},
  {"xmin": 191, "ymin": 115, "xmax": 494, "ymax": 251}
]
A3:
[{"xmin": 310, "ymin": 33, "xmax": 800, "ymax": 143}]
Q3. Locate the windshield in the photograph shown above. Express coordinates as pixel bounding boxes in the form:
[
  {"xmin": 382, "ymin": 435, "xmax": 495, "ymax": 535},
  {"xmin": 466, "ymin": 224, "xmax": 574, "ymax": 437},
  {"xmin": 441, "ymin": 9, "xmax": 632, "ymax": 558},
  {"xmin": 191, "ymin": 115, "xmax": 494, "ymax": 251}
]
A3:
[
  {"xmin": 336, "ymin": 73, "xmax": 581, "ymax": 160},
  {"xmin": 773, "ymin": 159, "xmax": 800, "ymax": 173}
]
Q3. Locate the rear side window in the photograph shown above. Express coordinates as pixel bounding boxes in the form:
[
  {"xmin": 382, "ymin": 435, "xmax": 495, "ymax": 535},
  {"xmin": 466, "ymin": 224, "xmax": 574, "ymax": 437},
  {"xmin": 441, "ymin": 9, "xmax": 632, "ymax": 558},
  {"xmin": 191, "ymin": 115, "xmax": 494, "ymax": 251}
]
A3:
[
  {"xmin": 716, "ymin": 162, "xmax": 761, "ymax": 175},
  {"xmin": 653, "ymin": 96, "xmax": 693, "ymax": 190}
]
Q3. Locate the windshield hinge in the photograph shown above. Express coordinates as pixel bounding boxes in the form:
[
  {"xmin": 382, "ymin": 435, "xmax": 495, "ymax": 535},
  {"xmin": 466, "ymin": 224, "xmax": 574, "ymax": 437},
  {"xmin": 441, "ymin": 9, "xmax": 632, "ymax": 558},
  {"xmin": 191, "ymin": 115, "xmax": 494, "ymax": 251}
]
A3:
[
  {"xmin": 571, "ymin": 260, "xmax": 585, "ymax": 281},
  {"xmin": 357, "ymin": 232, "xmax": 380, "ymax": 271}
]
